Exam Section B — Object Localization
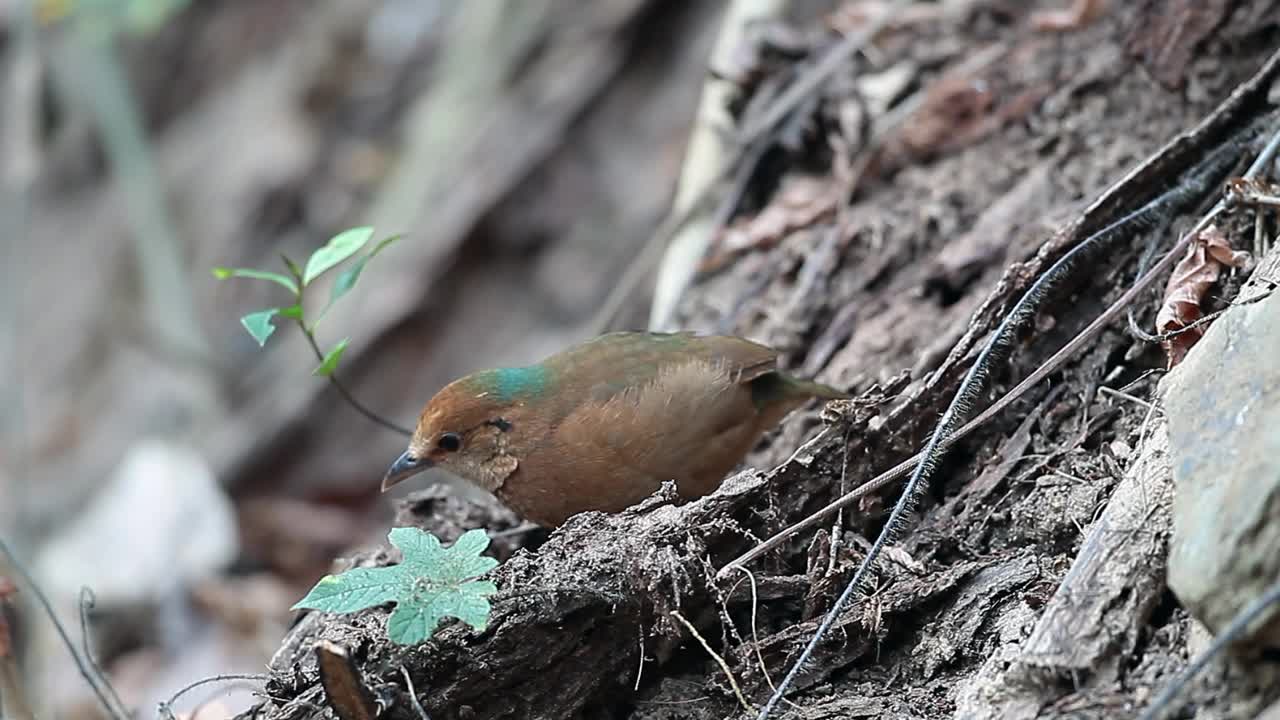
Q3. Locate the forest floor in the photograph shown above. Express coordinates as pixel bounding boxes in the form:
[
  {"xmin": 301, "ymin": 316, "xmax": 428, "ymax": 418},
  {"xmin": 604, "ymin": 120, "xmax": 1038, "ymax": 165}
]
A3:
[{"xmin": 250, "ymin": 2, "xmax": 1280, "ymax": 719}]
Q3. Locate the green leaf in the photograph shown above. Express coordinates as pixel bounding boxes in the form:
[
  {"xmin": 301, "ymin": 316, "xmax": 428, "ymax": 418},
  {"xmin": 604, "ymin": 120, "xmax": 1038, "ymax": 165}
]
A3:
[
  {"xmin": 313, "ymin": 338, "xmax": 350, "ymax": 377},
  {"xmin": 291, "ymin": 566, "xmax": 403, "ymax": 613},
  {"xmin": 291, "ymin": 527, "xmax": 498, "ymax": 645},
  {"xmin": 212, "ymin": 267, "xmax": 298, "ymax": 294},
  {"xmin": 329, "ymin": 234, "xmax": 403, "ymax": 306},
  {"xmin": 240, "ymin": 309, "xmax": 279, "ymax": 347},
  {"xmin": 278, "ymin": 304, "xmax": 304, "ymax": 320},
  {"xmin": 303, "ymin": 226, "xmax": 375, "ymax": 286}
]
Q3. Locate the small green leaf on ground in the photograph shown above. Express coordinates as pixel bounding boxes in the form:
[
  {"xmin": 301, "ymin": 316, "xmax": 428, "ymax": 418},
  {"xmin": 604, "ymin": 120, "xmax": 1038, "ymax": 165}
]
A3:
[
  {"xmin": 303, "ymin": 226, "xmax": 375, "ymax": 286},
  {"xmin": 240, "ymin": 309, "xmax": 279, "ymax": 346},
  {"xmin": 329, "ymin": 234, "xmax": 402, "ymax": 306},
  {"xmin": 313, "ymin": 338, "xmax": 350, "ymax": 377},
  {"xmin": 293, "ymin": 527, "xmax": 498, "ymax": 645},
  {"xmin": 212, "ymin": 267, "xmax": 298, "ymax": 294}
]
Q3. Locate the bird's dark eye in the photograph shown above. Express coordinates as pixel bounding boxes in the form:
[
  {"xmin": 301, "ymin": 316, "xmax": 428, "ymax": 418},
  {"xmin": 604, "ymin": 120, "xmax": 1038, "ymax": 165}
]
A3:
[{"xmin": 437, "ymin": 432, "xmax": 462, "ymax": 452}]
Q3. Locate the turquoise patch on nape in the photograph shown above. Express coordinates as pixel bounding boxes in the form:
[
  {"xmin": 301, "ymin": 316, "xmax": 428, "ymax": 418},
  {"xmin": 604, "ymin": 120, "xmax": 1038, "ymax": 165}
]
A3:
[{"xmin": 490, "ymin": 365, "xmax": 549, "ymax": 400}]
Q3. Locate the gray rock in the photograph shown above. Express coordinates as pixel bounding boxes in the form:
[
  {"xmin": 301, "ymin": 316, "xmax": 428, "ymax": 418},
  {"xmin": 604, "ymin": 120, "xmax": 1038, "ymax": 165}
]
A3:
[{"xmin": 1164, "ymin": 262, "xmax": 1280, "ymax": 648}]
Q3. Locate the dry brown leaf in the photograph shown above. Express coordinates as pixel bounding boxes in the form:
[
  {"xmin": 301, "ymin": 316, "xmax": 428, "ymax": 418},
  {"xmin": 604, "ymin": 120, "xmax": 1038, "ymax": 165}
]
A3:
[
  {"xmin": 702, "ymin": 175, "xmax": 840, "ymax": 271},
  {"xmin": 1155, "ymin": 224, "xmax": 1252, "ymax": 366},
  {"xmin": 882, "ymin": 43, "xmax": 1049, "ymax": 169}
]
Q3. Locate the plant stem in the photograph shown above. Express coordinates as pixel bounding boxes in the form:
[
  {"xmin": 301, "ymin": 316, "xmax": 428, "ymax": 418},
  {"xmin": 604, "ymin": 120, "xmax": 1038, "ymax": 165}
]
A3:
[
  {"xmin": 299, "ymin": 324, "xmax": 412, "ymax": 437},
  {"xmin": 0, "ymin": 539, "xmax": 127, "ymax": 720}
]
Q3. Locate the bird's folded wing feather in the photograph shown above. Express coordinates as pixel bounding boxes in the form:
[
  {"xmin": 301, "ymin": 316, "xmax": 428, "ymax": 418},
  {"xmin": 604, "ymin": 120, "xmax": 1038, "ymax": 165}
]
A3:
[
  {"xmin": 552, "ymin": 357, "xmax": 762, "ymax": 484},
  {"xmin": 549, "ymin": 333, "xmax": 779, "ymax": 406}
]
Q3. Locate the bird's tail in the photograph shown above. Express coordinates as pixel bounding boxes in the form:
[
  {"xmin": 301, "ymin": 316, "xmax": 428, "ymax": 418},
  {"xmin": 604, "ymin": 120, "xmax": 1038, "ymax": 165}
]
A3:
[
  {"xmin": 751, "ymin": 372, "xmax": 849, "ymax": 408},
  {"xmin": 784, "ymin": 376, "xmax": 849, "ymax": 400}
]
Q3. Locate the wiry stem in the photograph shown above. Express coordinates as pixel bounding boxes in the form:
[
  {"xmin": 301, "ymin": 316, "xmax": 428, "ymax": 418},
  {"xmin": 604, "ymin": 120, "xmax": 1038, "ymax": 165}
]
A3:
[
  {"xmin": 0, "ymin": 538, "xmax": 127, "ymax": 720},
  {"xmin": 277, "ymin": 257, "xmax": 413, "ymax": 439},
  {"xmin": 299, "ymin": 324, "xmax": 412, "ymax": 437}
]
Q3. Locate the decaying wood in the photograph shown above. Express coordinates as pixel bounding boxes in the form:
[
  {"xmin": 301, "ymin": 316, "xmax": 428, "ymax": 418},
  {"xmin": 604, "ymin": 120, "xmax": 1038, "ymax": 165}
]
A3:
[{"xmin": 954, "ymin": 417, "xmax": 1172, "ymax": 719}]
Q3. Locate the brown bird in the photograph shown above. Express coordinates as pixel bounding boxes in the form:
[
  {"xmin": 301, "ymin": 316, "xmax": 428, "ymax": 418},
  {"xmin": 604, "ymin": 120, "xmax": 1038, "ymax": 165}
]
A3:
[{"xmin": 382, "ymin": 331, "xmax": 846, "ymax": 527}]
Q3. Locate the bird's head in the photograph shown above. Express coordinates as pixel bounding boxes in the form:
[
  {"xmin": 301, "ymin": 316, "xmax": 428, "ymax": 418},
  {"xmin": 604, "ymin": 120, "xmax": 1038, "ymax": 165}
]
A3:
[{"xmin": 382, "ymin": 366, "xmax": 546, "ymax": 492}]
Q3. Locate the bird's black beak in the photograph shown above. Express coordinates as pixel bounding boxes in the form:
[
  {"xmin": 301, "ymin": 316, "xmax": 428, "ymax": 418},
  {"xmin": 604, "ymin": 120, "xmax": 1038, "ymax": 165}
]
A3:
[{"xmin": 382, "ymin": 450, "xmax": 433, "ymax": 492}]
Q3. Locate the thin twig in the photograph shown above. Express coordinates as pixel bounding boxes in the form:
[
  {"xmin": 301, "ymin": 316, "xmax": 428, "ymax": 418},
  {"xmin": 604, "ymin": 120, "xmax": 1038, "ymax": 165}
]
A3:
[
  {"xmin": 399, "ymin": 666, "xmax": 431, "ymax": 720},
  {"xmin": 737, "ymin": 0, "xmax": 909, "ymax": 144},
  {"xmin": 0, "ymin": 538, "xmax": 126, "ymax": 720},
  {"xmin": 300, "ymin": 326, "xmax": 412, "ymax": 437},
  {"xmin": 486, "ymin": 521, "xmax": 541, "ymax": 541},
  {"xmin": 825, "ymin": 423, "xmax": 852, "ymax": 577},
  {"xmin": 1145, "ymin": 287, "xmax": 1276, "ymax": 344},
  {"xmin": 634, "ymin": 624, "xmax": 647, "ymax": 691},
  {"xmin": 587, "ymin": 188, "xmax": 718, "ymax": 335},
  {"xmin": 751, "ymin": 119, "xmax": 1275, "ymax": 719},
  {"xmin": 646, "ymin": 0, "xmax": 910, "ymax": 332},
  {"xmin": 158, "ymin": 673, "xmax": 271, "ymax": 720},
  {"xmin": 730, "ymin": 566, "xmax": 800, "ymax": 710},
  {"xmin": 670, "ymin": 611, "xmax": 754, "ymax": 714},
  {"xmin": 1136, "ymin": 576, "xmax": 1280, "ymax": 720},
  {"xmin": 646, "ymin": 87, "xmax": 777, "ymax": 333},
  {"xmin": 1096, "ymin": 386, "xmax": 1155, "ymax": 411},
  {"xmin": 78, "ymin": 588, "xmax": 130, "ymax": 719}
]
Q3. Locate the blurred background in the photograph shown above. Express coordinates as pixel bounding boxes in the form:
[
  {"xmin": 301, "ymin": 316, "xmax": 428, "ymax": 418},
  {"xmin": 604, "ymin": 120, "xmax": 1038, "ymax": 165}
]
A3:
[{"xmin": 0, "ymin": 0, "xmax": 761, "ymax": 714}]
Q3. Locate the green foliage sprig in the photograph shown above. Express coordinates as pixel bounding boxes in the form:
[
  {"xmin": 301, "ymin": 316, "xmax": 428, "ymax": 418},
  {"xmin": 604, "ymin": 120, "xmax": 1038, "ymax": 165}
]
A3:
[
  {"xmin": 214, "ymin": 226, "xmax": 411, "ymax": 436},
  {"xmin": 293, "ymin": 527, "xmax": 498, "ymax": 645}
]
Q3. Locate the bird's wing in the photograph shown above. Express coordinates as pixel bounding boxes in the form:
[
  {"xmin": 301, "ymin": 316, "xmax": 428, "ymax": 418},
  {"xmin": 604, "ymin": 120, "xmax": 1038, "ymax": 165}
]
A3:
[
  {"xmin": 548, "ymin": 332, "xmax": 780, "ymax": 408},
  {"xmin": 549, "ymin": 356, "xmax": 762, "ymax": 487}
]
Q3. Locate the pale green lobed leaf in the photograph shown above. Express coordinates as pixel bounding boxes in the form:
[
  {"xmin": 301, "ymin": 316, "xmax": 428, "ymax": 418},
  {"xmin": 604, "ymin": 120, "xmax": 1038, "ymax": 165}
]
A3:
[
  {"xmin": 291, "ymin": 565, "xmax": 407, "ymax": 614},
  {"xmin": 294, "ymin": 526, "xmax": 497, "ymax": 646}
]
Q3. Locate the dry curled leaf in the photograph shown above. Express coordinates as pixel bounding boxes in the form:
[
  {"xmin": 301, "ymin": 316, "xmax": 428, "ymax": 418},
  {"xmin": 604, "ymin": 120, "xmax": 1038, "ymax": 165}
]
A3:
[
  {"xmin": 1155, "ymin": 224, "xmax": 1252, "ymax": 366},
  {"xmin": 702, "ymin": 175, "xmax": 840, "ymax": 271}
]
